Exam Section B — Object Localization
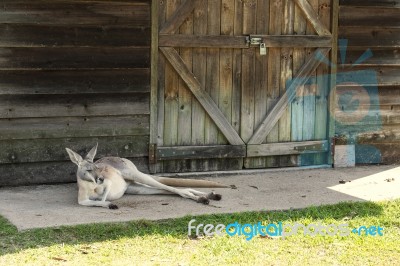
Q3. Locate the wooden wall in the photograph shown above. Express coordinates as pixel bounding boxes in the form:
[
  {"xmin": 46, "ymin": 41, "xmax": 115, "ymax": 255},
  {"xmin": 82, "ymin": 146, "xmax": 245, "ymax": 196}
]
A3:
[
  {"xmin": 337, "ymin": 0, "xmax": 400, "ymax": 164},
  {"xmin": 0, "ymin": 0, "xmax": 151, "ymax": 186}
]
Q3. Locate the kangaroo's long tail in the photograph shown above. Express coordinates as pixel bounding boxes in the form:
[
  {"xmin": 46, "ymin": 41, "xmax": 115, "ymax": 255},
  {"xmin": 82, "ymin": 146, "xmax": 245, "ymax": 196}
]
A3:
[{"xmin": 153, "ymin": 176, "xmax": 229, "ymax": 188}]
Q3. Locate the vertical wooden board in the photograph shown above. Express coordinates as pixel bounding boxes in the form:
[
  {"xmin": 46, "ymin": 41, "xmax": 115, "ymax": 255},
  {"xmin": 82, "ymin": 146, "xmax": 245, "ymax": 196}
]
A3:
[
  {"xmin": 176, "ymin": 8, "xmax": 193, "ymax": 171},
  {"xmin": 246, "ymin": 0, "xmax": 270, "ymax": 168},
  {"xmin": 241, "ymin": 0, "xmax": 256, "ymax": 143},
  {"xmin": 265, "ymin": 0, "xmax": 283, "ymax": 168},
  {"xmin": 232, "ymin": 0, "xmax": 244, "ymax": 169},
  {"xmin": 150, "ymin": 0, "xmax": 159, "ymax": 173},
  {"xmin": 328, "ymin": 0, "xmax": 338, "ymax": 165},
  {"xmin": 301, "ymin": 0, "xmax": 318, "ymax": 165},
  {"xmin": 191, "ymin": 0, "xmax": 208, "ymax": 171},
  {"xmin": 218, "ymin": 0, "xmax": 235, "ymax": 145},
  {"xmin": 291, "ymin": 3, "xmax": 306, "ymax": 147},
  {"xmin": 163, "ymin": 0, "xmax": 180, "ymax": 172},
  {"xmin": 232, "ymin": 0, "xmax": 243, "ymax": 135},
  {"xmin": 241, "ymin": 0, "xmax": 257, "ymax": 168},
  {"xmin": 279, "ymin": 0, "xmax": 294, "ymax": 167},
  {"xmin": 314, "ymin": 0, "xmax": 332, "ymax": 165},
  {"xmin": 156, "ymin": 0, "xmax": 167, "ymax": 173},
  {"xmin": 204, "ymin": 0, "xmax": 221, "ymax": 170}
]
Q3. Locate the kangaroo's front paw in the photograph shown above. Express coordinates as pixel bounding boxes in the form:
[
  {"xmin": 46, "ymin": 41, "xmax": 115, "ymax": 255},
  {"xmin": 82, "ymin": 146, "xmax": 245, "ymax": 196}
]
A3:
[
  {"xmin": 197, "ymin": 196, "xmax": 210, "ymax": 205},
  {"xmin": 108, "ymin": 203, "xmax": 119, "ymax": 209},
  {"xmin": 207, "ymin": 192, "xmax": 222, "ymax": 201}
]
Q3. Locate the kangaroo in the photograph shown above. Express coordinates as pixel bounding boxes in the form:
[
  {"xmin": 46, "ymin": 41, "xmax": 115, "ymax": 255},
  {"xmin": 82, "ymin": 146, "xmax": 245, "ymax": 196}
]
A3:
[{"xmin": 66, "ymin": 144, "xmax": 227, "ymax": 209}]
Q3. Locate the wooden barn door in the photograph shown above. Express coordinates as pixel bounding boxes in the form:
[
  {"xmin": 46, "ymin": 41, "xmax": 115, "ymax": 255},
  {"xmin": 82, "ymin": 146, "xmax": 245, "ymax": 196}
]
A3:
[{"xmin": 150, "ymin": 0, "xmax": 338, "ymax": 173}]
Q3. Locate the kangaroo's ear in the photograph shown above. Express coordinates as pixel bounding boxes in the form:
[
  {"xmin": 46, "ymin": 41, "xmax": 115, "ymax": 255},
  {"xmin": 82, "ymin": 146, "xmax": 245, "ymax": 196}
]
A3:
[
  {"xmin": 65, "ymin": 148, "xmax": 83, "ymax": 166},
  {"xmin": 85, "ymin": 143, "xmax": 98, "ymax": 162}
]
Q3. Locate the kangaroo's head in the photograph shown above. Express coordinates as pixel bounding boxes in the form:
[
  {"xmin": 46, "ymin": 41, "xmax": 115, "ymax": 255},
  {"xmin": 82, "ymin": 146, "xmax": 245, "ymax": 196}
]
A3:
[{"xmin": 65, "ymin": 143, "xmax": 99, "ymax": 183}]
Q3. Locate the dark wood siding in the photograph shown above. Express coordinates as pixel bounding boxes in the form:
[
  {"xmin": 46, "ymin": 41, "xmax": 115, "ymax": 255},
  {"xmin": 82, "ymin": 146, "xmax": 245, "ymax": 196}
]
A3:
[
  {"xmin": 0, "ymin": 0, "xmax": 151, "ymax": 186},
  {"xmin": 337, "ymin": 0, "xmax": 400, "ymax": 164}
]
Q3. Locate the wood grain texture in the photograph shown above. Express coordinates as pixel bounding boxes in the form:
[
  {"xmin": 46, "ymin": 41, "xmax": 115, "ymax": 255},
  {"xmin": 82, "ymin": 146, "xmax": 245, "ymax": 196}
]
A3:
[
  {"xmin": 0, "ymin": 136, "xmax": 149, "ymax": 164},
  {"xmin": 160, "ymin": 48, "xmax": 244, "ymax": 146},
  {"xmin": 0, "ymin": 69, "xmax": 150, "ymax": 95},
  {"xmin": 248, "ymin": 48, "xmax": 329, "ymax": 144},
  {"xmin": 159, "ymin": 0, "xmax": 199, "ymax": 34},
  {"xmin": 339, "ymin": 28, "xmax": 400, "ymax": 48},
  {"xmin": 158, "ymin": 145, "xmax": 245, "ymax": 160},
  {"xmin": 0, "ymin": 1, "xmax": 150, "ymax": 26},
  {"xmin": 0, "ymin": 115, "xmax": 149, "ymax": 140},
  {"xmin": 0, "ymin": 93, "xmax": 150, "ymax": 118},
  {"xmin": 295, "ymin": 0, "xmax": 331, "ymax": 36},
  {"xmin": 0, "ymin": 25, "xmax": 150, "ymax": 47},
  {"xmin": 339, "ymin": 0, "xmax": 400, "ymax": 7},
  {"xmin": 0, "ymin": 47, "xmax": 149, "ymax": 69},
  {"xmin": 247, "ymin": 140, "xmax": 329, "ymax": 156}
]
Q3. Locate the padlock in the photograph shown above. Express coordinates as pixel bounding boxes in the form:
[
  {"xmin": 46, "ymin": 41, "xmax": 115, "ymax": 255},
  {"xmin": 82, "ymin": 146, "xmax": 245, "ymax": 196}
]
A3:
[{"xmin": 260, "ymin": 42, "xmax": 267, "ymax": 55}]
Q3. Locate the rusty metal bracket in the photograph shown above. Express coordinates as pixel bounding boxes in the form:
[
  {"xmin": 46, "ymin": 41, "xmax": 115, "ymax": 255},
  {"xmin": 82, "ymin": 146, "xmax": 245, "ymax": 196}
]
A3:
[{"xmin": 149, "ymin": 143, "xmax": 157, "ymax": 164}]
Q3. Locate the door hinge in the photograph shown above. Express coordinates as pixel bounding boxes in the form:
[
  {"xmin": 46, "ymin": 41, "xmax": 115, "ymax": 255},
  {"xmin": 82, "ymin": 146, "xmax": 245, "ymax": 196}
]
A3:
[{"xmin": 149, "ymin": 143, "xmax": 157, "ymax": 164}]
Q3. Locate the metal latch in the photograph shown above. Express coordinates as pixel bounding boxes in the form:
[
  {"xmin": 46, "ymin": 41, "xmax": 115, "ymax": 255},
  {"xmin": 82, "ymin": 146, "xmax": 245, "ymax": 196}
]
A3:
[
  {"xmin": 294, "ymin": 142, "xmax": 327, "ymax": 152},
  {"xmin": 248, "ymin": 36, "xmax": 267, "ymax": 56}
]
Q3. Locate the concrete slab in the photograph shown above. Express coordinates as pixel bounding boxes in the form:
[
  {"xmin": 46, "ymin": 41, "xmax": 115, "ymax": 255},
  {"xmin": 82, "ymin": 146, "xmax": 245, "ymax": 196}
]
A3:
[{"xmin": 0, "ymin": 165, "xmax": 399, "ymax": 231}]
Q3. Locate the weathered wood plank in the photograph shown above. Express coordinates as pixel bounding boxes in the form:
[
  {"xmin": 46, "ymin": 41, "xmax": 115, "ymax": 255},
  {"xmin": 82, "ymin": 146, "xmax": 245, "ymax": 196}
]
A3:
[
  {"xmin": 294, "ymin": 0, "xmax": 331, "ymax": 36},
  {"xmin": 0, "ymin": 47, "xmax": 149, "ymax": 69},
  {"xmin": 247, "ymin": 140, "xmax": 329, "ymax": 157},
  {"xmin": 0, "ymin": 93, "xmax": 149, "ymax": 118},
  {"xmin": 232, "ymin": 0, "xmax": 244, "ymax": 170},
  {"xmin": 265, "ymin": 0, "xmax": 283, "ymax": 168},
  {"xmin": 337, "ymin": 86, "xmax": 400, "ymax": 106},
  {"xmin": 314, "ymin": 0, "xmax": 331, "ymax": 165},
  {"xmin": 0, "ymin": 136, "xmax": 149, "ymax": 164},
  {"xmin": 219, "ymin": 0, "xmax": 235, "ymax": 145},
  {"xmin": 336, "ymin": 108, "xmax": 400, "ymax": 127},
  {"xmin": 247, "ymin": 0, "xmax": 270, "ymax": 169},
  {"xmin": 242, "ymin": 0, "xmax": 257, "ymax": 168},
  {"xmin": 356, "ymin": 125, "xmax": 400, "ymax": 144},
  {"xmin": 328, "ymin": 0, "xmax": 339, "ymax": 165},
  {"xmin": 149, "ymin": 0, "xmax": 159, "ymax": 173},
  {"xmin": 0, "ymin": 69, "xmax": 150, "ymax": 95},
  {"xmin": 300, "ymin": 0, "xmax": 319, "ymax": 166},
  {"xmin": 241, "ymin": 0, "xmax": 256, "ymax": 144},
  {"xmin": 162, "ymin": 0, "xmax": 181, "ymax": 172},
  {"xmin": 159, "ymin": 0, "xmax": 199, "ymax": 34},
  {"xmin": 190, "ymin": 0, "xmax": 208, "ymax": 171},
  {"xmin": 160, "ymin": 47, "xmax": 244, "ymax": 145},
  {"xmin": 340, "ymin": 7, "xmax": 400, "ymax": 27},
  {"xmin": 159, "ymin": 34, "xmax": 331, "ymax": 48},
  {"xmin": 278, "ymin": 0, "xmax": 294, "ymax": 167},
  {"xmin": 338, "ymin": 67, "xmax": 400, "ymax": 86},
  {"xmin": 176, "ymin": 4, "xmax": 193, "ymax": 171},
  {"xmin": 0, "ymin": 115, "xmax": 149, "ymax": 140},
  {"xmin": 341, "ymin": 49, "xmax": 400, "ymax": 66},
  {"xmin": 340, "ymin": 0, "xmax": 400, "ymax": 8},
  {"xmin": 155, "ymin": 0, "xmax": 167, "ymax": 173},
  {"xmin": 0, "ymin": 157, "xmax": 149, "ymax": 187},
  {"xmin": 203, "ymin": 0, "xmax": 221, "ymax": 171},
  {"xmin": 159, "ymin": 34, "xmax": 248, "ymax": 48},
  {"xmin": 339, "ymin": 28, "xmax": 400, "ymax": 48},
  {"xmin": 291, "ymin": 3, "xmax": 307, "ymax": 146},
  {"xmin": 248, "ymin": 48, "xmax": 329, "ymax": 144},
  {"xmin": 0, "ymin": 25, "xmax": 150, "ymax": 47},
  {"xmin": 158, "ymin": 145, "xmax": 245, "ymax": 160},
  {"xmin": 0, "ymin": 1, "xmax": 150, "ymax": 26}
]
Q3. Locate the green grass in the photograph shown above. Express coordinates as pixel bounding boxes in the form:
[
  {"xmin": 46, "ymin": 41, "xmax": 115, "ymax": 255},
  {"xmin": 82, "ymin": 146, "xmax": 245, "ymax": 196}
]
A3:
[{"xmin": 1, "ymin": 200, "xmax": 400, "ymax": 265}]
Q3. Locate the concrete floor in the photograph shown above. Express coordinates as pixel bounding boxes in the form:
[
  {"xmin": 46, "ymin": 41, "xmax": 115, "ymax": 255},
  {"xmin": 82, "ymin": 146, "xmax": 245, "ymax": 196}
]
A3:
[{"xmin": 0, "ymin": 165, "xmax": 399, "ymax": 231}]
